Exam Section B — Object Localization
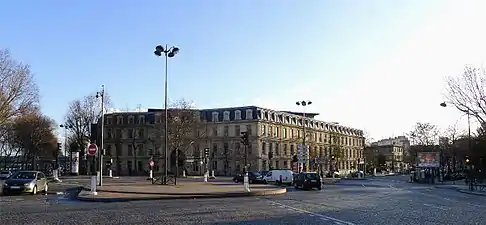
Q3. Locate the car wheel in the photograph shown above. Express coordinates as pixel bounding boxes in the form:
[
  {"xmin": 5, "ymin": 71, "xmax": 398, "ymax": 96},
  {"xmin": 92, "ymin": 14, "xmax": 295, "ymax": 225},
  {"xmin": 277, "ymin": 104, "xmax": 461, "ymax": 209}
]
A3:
[{"xmin": 31, "ymin": 185, "xmax": 37, "ymax": 195}]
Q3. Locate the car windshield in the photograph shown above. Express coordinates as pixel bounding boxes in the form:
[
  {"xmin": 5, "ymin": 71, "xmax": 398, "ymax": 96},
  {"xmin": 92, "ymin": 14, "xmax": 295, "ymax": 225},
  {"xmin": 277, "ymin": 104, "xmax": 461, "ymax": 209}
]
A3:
[
  {"xmin": 305, "ymin": 173, "xmax": 318, "ymax": 179},
  {"xmin": 11, "ymin": 172, "xmax": 36, "ymax": 179},
  {"xmin": 251, "ymin": 172, "xmax": 262, "ymax": 177}
]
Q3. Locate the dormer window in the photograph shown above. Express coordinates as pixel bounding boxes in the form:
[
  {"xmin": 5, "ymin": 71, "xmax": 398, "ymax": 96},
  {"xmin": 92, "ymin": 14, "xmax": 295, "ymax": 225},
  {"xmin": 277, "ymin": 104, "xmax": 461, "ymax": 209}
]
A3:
[
  {"xmin": 223, "ymin": 111, "xmax": 230, "ymax": 121},
  {"xmin": 117, "ymin": 116, "xmax": 123, "ymax": 124},
  {"xmin": 245, "ymin": 109, "xmax": 253, "ymax": 120},
  {"xmin": 235, "ymin": 110, "xmax": 241, "ymax": 120},
  {"xmin": 212, "ymin": 112, "xmax": 219, "ymax": 122}
]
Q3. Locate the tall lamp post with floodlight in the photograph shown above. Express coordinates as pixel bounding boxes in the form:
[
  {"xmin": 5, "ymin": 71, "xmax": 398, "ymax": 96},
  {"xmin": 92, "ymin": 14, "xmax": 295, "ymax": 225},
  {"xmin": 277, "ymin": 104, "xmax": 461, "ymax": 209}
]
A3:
[
  {"xmin": 440, "ymin": 102, "xmax": 472, "ymax": 180},
  {"xmin": 59, "ymin": 123, "xmax": 73, "ymax": 174},
  {"xmin": 96, "ymin": 85, "xmax": 105, "ymax": 186},
  {"xmin": 296, "ymin": 100, "xmax": 312, "ymax": 172},
  {"xmin": 154, "ymin": 44, "xmax": 179, "ymax": 184}
]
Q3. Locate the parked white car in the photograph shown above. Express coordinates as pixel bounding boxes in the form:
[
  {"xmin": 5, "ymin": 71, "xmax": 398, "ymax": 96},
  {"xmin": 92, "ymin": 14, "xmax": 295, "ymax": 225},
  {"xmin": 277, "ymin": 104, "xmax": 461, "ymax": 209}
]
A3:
[{"xmin": 263, "ymin": 169, "xmax": 293, "ymax": 185}]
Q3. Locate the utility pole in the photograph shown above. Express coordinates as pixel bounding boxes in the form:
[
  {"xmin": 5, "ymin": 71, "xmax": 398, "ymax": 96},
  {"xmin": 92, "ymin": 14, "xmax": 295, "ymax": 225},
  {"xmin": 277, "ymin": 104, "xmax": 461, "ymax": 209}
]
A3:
[{"xmin": 96, "ymin": 85, "xmax": 105, "ymax": 186}]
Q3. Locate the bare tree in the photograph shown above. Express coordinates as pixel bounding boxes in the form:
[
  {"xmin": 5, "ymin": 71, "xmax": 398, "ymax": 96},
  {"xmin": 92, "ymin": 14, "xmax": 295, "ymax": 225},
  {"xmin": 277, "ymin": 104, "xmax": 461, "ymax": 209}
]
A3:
[
  {"xmin": 408, "ymin": 122, "xmax": 439, "ymax": 146},
  {"xmin": 445, "ymin": 65, "xmax": 486, "ymax": 128},
  {"xmin": 0, "ymin": 49, "xmax": 39, "ymax": 127},
  {"xmin": 363, "ymin": 130, "xmax": 374, "ymax": 146},
  {"xmin": 64, "ymin": 93, "xmax": 111, "ymax": 155}
]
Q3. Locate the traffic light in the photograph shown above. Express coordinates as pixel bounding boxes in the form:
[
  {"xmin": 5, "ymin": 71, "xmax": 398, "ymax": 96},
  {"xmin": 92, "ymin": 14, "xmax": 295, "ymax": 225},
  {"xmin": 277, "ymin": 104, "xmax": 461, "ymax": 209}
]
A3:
[
  {"xmin": 331, "ymin": 154, "xmax": 335, "ymax": 160},
  {"xmin": 240, "ymin": 132, "xmax": 250, "ymax": 145},
  {"xmin": 292, "ymin": 155, "xmax": 298, "ymax": 162},
  {"xmin": 204, "ymin": 148, "xmax": 210, "ymax": 158},
  {"xmin": 105, "ymin": 159, "xmax": 112, "ymax": 168}
]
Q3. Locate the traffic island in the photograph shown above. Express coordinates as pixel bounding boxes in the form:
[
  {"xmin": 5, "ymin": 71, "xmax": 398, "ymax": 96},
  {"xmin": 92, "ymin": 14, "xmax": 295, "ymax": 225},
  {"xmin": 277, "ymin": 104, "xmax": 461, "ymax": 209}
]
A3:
[{"xmin": 75, "ymin": 181, "xmax": 286, "ymax": 202}]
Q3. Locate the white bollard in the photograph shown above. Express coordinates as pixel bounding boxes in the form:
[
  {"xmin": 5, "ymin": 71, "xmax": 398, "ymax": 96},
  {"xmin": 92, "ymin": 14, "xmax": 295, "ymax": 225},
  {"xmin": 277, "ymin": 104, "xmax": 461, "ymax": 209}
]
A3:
[
  {"xmin": 90, "ymin": 175, "xmax": 97, "ymax": 195},
  {"xmin": 52, "ymin": 169, "xmax": 62, "ymax": 182},
  {"xmin": 211, "ymin": 170, "xmax": 215, "ymax": 177},
  {"xmin": 108, "ymin": 169, "xmax": 113, "ymax": 178},
  {"xmin": 149, "ymin": 170, "xmax": 153, "ymax": 179},
  {"xmin": 182, "ymin": 170, "xmax": 186, "ymax": 177},
  {"xmin": 204, "ymin": 171, "xmax": 208, "ymax": 182},
  {"xmin": 243, "ymin": 172, "xmax": 251, "ymax": 193}
]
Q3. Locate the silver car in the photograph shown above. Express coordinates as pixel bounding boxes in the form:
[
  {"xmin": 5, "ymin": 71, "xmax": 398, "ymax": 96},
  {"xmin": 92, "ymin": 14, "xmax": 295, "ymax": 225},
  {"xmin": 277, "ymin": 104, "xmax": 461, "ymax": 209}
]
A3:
[{"xmin": 2, "ymin": 171, "xmax": 48, "ymax": 195}]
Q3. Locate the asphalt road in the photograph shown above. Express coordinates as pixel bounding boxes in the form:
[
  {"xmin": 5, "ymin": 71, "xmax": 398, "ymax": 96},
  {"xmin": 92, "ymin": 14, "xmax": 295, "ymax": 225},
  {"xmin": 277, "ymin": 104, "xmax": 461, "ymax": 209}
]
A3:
[{"xmin": 1, "ymin": 176, "xmax": 485, "ymax": 225}]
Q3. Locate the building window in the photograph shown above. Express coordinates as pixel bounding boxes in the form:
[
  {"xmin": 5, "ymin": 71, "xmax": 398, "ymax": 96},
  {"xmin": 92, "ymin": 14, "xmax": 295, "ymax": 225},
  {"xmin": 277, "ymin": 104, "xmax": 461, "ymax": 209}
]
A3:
[
  {"xmin": 137, "ymin": 144, "xmax": 144, "ymax": 156},
  {"xmin": 106, "ymin": 117, "xmax": 113, "ymax": 125},
  {"xmin": 106, "ymin": 145, "xmax": 112, "ymax": 156},
  {"xmin": 212, "ymin": 112, "xmax": 219, "ymax": 122},
  {"xmin": 127, "ymin": 129, "xmax": 133, "ymax": 138},
  {"xmin": 268, "ymin": 126, "xmax": 272, "ymax": 137},
  {"xmin": 262, "ymin": 142, "xmax": 266, "ymax": 155},
  {"xmin": 128, "ymin": 117, "xmax": 134, "ymax": 124},
  {"xmin": 212, "ymin": 127, "xmax": 218, "ymax": 136},
  {"xmin": 245, "ymin": 109, "xmax": 253, "ymax": 120},
  {"xmin": 127, "ymin": 144, "xmax": 133, "ymax": 156},
  {"xmin": 224, "ymin": 126, "xmax": 229, "ymax": 136},
  {"xmin": 261, "ymin": 125, "xmax": 266, "ymax": 135},
  {"xmin": 290, "ymin": 144, "xmax": 295, "ymax": 155},
  {"xmin": 275, "ymin": 127, "xmax": 279, "ymax": 137},
  {"xmin": 275, "ymin": 144, "xmax": 279, "ymax": 156},
  {"xmin": 235, "ymin": 110, "xmax": 241, "ymax": 120},
  {"xmin": 283, "ymin": 128, "xmax": 287, "ymax": 138},
  {"xmin": 117, "ymin": 116, "xmax": 123, "ymax": 124},
  {"xmin": 137, "ymin": 129, "xmax": 144, "ymax": 138},
  {"xmin": 283, "ymin": 144, "xmax": 288, "ymax": 156},
  {"xmin": 223, "ymin": 111, "xmax": 230, "ymax": 121},
  {"xmin": 234, "ymin": 125, "xmax": 240, "ymax": 136},
  {"xmin": 212, "ymin": 144, "xmax": 218, "ymax": 158},
  {"xmin": 246, "ymin": 125, "xmax": 252, "ymax": 136},
  {"xmin": 139, "ymin": 116, "xmax": 145, "ymax": 124}
]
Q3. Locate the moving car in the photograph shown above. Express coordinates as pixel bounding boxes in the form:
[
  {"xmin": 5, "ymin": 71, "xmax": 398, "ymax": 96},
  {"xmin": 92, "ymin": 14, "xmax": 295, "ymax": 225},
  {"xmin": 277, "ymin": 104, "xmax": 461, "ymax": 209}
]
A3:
[
  {"xmin": 0, "ymin": 171, "xmax": 12, "ymax": 180},
  {"xmin": 2, "ymin": 171, "xmax": 48, "ymax": 195},
  {"xmin": 263, "ymin": 169, "xmax": 293, "ymax": 185},
  {"xmin": 233, "ymin": 172, "xmax": 265, "ymax": 184},
  {"xmin": 294, "ymin": 172, "xmax": 322, "ymax": 190}
]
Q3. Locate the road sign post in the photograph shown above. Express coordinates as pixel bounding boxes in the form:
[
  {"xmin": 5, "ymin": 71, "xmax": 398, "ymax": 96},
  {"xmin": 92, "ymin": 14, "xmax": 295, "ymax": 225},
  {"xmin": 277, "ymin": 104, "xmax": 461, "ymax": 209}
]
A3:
[
  {"xmin": 87, "ymin": 143, "xmax": 98, "ymax": 195},
  {"xmin": 149, "ymin": 160, "xmax": 154, "ymax": 179}
]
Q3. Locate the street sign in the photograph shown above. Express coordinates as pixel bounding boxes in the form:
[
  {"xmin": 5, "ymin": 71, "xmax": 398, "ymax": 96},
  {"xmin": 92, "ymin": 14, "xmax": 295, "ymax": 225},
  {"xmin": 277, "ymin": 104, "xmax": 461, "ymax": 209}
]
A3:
[
  {"xmin": 87, "ymin": 144, "xmax": 98, "ymax": 155},
  {"xmin": 149, "ymin": 160, "xmax": 154, "ymax": 168}
]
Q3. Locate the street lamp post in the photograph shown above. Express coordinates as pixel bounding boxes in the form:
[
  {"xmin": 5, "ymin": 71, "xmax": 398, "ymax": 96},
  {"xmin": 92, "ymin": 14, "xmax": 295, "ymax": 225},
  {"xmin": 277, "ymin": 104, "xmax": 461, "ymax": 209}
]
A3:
[
  {"xmin": 440, "ymin": 102, "xmax": 472, "ymax": 184},
  {"xmin": 154, "ymin": 44, "xmax": 179, "ymax": 185},
  {"xmin": 296, "ymin": 100, "xmax": 312, "ymax": 172},
  {"xmin": 59, "ymin": 124, "xmax": 73, "ymax": 175},
  {"xmin": 96, "ymin": 85, "xmax": 105, "ymax": 186}
]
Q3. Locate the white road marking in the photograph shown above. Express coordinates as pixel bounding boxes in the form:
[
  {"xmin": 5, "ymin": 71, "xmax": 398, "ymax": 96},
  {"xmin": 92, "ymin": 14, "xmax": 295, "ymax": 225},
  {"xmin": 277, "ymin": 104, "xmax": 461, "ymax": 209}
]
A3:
[
  {"xmin": 468, "ymin": 203, "xmax": 485, "ymax": 208},
  {"xmin": 423, "ymin": 203, "xmax": 448, "ymax": 211},
  {"xmin": 268, "ymin": 200, "xmax": 356, "ymax": 225},
  {"xmin": 361, "ymin": 184, "xmax": 366, "ymax": 187}
]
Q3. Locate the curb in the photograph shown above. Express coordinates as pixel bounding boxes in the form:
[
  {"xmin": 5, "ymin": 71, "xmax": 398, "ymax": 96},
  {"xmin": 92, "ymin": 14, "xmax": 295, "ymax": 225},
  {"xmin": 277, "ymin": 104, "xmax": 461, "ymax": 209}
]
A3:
[
  {"xmin": 76, "ymin": 188, "xmax": 287, "ymax": 202},
  {"xmin": 458, "ymin": 189, "xmax": 486, "ymax": 196}
]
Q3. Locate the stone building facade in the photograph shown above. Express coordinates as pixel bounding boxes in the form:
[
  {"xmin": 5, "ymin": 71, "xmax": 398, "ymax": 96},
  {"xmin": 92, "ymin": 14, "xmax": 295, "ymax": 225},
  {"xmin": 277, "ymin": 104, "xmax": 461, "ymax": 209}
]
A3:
[{"xmin": 94, "ymin": 106, "xmax": 365, "ymax": 176}]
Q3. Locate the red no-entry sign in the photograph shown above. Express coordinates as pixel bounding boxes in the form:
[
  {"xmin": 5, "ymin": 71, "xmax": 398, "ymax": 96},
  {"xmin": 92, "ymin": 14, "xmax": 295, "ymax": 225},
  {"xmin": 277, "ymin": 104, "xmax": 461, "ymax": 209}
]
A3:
[
  {"xmin": 149, "ymin": 160, "xmax": 154, "ymax": 168},
  {"xmin": 88, "ymin": 144, "xmax": 98, "ymax": 155}
]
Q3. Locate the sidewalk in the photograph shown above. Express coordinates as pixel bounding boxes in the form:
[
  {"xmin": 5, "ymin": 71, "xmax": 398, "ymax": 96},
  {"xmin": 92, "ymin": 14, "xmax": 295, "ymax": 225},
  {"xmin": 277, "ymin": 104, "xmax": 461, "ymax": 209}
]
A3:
[
  {"xmin": 76, "ymin": 180, "xmax": 286, "ymax": 202},
  {"xmin": 434, "ymin": 180, "xmax": 486, "ymax": 196}
]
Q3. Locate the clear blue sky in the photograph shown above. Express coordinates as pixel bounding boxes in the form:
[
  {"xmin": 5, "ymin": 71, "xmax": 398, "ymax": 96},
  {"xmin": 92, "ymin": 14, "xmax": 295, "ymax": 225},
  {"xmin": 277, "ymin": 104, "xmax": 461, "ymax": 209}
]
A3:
[{"xmin": 4, "ymin": 0, "xmax": 481, "ymax": 139}]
